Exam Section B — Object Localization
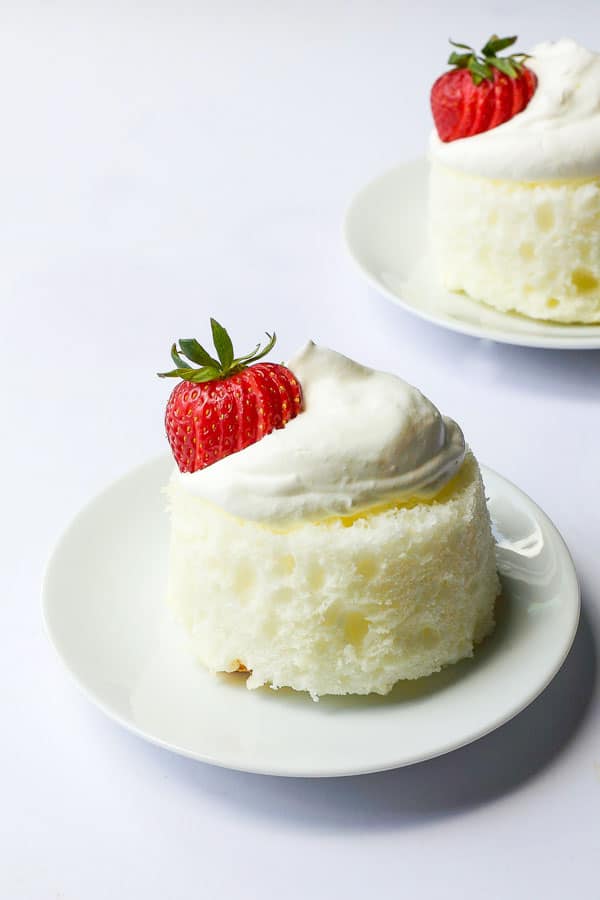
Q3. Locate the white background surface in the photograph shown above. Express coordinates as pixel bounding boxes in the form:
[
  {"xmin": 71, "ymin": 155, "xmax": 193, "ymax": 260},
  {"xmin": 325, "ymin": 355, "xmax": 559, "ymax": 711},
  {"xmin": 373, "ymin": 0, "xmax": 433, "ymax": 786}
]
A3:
[{"xmin": 3, "ymin": 2, "xmax": 600, "ymax": 897}]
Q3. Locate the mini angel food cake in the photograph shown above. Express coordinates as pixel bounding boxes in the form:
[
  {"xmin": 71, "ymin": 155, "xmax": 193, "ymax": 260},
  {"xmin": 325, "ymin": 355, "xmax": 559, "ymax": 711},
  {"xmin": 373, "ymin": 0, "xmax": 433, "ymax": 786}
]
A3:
[
  {"xmin": 429, "ymin": 36, "xmax": 600, "ymax": 323},
  {"xmin": 159, "ymin": 323, "xmax": 500, "ymax": 698}
]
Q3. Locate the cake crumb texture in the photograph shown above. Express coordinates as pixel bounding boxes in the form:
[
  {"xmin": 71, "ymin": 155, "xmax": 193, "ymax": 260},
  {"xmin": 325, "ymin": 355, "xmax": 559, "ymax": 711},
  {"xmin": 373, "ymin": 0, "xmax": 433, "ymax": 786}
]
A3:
[
  {"xmin": 430, "ymin": 162, "xmax": 600, "ymax": 323},
  {"xmin": 166, "ymin": 452, "xmax": 500, "ymax": 698}
]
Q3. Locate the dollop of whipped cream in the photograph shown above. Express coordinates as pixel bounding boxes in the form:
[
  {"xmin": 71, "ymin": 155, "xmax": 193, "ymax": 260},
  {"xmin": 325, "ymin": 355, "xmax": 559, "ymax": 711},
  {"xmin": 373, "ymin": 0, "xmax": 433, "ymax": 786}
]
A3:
[
  {"xmin": 429, "ymin": 39, "xmax": 600, "ymax": 180},
  {"xmin": 173, "ymin": 343, "xmax": 465, "ymax": 525}
]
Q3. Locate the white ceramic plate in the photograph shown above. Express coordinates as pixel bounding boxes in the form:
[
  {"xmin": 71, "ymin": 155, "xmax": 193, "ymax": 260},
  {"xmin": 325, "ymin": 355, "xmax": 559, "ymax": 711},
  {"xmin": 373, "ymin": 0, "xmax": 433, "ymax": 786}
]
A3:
[
  {"xmin": 43, "ymin": 454, "xmax": 580, "ymax": 777},
  {"xmin": 344, "ymin": 158, "xmax": 600, "ymax": 349}
]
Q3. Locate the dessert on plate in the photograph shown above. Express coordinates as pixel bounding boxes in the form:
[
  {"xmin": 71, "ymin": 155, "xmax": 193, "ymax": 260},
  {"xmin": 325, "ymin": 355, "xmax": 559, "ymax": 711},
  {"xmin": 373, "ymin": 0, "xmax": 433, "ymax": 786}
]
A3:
[
  {"xmin": 429, "ymin": 35, "xmax": 600, "ymax": 324},
  {"xmin": 159, "ymin": 321, "xmax": 500, "ymax": 699}
]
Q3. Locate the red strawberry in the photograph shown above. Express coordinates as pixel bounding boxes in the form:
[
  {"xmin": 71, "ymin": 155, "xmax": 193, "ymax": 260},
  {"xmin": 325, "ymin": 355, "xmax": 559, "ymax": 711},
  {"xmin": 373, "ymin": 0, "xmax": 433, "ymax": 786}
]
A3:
[
  {"xmin": 158, "ymin": 320, "xmax": 303, "ymax": 473},
  {"xmin": 431, "ymin": 34, "xmax": 537, "ymax": 142}
]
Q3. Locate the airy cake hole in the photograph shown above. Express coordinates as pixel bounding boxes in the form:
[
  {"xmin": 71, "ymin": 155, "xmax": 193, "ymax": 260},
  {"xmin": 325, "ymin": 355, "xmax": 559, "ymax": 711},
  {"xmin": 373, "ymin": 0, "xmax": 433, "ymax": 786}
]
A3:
[
  {"xmin": 571, "ymin": 267, "xmax": 599, "ymax": 293},
  {"xmin": 519, "ymin": 242, "xmax": 534, "ymax": 261},
  {"xmin": 356, "ymin": 554, "xmax": 378, "ymax": 578},
  {"xmin": 535, "ymin": 203, "xmax": 555, "ymax": 232},
  {"xmin": 343, "ymin": 612, "xmax": 370, "ymax": 646}
]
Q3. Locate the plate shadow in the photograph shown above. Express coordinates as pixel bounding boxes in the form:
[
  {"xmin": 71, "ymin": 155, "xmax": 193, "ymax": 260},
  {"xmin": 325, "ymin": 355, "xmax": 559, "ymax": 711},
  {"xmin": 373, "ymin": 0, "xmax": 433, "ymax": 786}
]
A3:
[
  {"xmin": 114, "ymin": 603, "xmax": 595, "ymax": 833},
  {"xmin": 370, "ymin": 288, "xmax": 600, "ymax": 402}
]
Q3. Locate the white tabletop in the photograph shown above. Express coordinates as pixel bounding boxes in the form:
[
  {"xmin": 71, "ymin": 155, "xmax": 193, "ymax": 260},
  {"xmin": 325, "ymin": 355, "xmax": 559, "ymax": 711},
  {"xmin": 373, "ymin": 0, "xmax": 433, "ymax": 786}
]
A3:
[{"xmin": 4, "ymin": 3, "xmax": 600, "ymax": 897}]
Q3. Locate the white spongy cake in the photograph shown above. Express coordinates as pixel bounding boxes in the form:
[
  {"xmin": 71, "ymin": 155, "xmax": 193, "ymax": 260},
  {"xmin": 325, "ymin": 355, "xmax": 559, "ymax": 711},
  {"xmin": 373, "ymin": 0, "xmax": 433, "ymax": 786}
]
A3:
[
  {"xmin": 429, "ymin": 163, "xmax": 600, "ymax": 323},
  {"xmin": 166, "ymin": 453, "xmax": 500, "ymax": 699}
]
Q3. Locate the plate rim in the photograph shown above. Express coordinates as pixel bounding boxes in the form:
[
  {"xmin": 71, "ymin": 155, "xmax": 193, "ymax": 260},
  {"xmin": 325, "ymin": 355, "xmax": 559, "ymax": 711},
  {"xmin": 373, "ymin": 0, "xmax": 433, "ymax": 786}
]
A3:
[
  {"xmin": 343, "ymin": 157, "xmax": 600, "ymax": 350},
  {"xmin": 42, "ymin": 453, "xmax": 581, "ymax": 778}
]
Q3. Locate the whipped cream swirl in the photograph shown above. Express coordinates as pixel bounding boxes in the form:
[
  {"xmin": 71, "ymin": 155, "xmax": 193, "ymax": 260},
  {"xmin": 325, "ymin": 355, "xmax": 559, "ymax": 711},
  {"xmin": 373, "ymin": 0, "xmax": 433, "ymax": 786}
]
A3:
[
  {"xmin": 429, "ymin": 39, "xmax": 600, "ymax": 180},
  {"xmin": 173, "ymin": 343, "xmax": 465, "ymax": 525}
]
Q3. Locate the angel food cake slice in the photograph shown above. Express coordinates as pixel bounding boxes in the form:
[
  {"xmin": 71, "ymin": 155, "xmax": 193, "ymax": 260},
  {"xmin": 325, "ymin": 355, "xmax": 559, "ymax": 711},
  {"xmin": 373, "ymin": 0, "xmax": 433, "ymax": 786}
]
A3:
[
  {"xmin": 429, "ymin": 36, "xmax": 600, "ymax": 323},
  {"xmin": 159, "ymin": 323, "xmax": 500, "ymax": 699}
]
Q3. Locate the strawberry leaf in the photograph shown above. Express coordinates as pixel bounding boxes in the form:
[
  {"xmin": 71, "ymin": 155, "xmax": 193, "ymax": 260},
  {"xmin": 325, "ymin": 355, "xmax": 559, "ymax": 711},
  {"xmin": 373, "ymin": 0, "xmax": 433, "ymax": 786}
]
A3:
[
  {"xmin": 446, "ymin": 34, "xmax": 527, "ymax": 85},
  {"xmin": 233, "ymin": 332, "xmax": 277, "ymax": 367},
  {"xmin": 210, "ymin": 318, "xmax": 234, "ymax": 370},
  {"xmin": 179, "ymin": 339, "xmax": 219, "ymax": 368},
  {"xmin": 170, "ymin": 343, "xmax": 190, "ymax": 368},
  {"xmin": 492, "ymin": 57, "xmax": 519, "ymax": 78},
  {"xmin": 482, "ymin": 35, "xmax": 517, "ymax": 57},
  {"xmin": 448, "ymin": 51, "xmax": 472, "ymax": 68},
  {"xmin": 468, "ymin": 58, "xmax": 492, "ymax": 82},
  {"xmin": 157, "ymin": 367, "xmax": 199, "ymax": 379},
  {"xmin": 231, "ymin": 342, "xmax": 260, "ymax": 365},
  {"xmin": 187, "ymin": 366, "xmax": 222, "ymax": 383},
  {"xmin": 159, "ymin": 321, "xmax": 278, "ymax": 383}
]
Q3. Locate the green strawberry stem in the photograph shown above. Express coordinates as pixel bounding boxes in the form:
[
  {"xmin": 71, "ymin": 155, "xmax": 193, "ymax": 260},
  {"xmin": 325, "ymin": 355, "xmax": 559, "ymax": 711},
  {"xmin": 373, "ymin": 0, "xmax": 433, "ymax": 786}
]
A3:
[
  {"xmin": 448, "ymin": 34, "xmax": 530, "ymax": 85},
  {"xmin": 157, "ymin": 319, "xmax": 277, "ymax": 384}
]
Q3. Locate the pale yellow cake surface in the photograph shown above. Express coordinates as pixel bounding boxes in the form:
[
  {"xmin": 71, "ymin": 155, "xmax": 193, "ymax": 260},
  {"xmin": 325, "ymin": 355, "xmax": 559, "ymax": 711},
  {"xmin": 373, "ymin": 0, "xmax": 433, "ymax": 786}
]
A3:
[
  {"xmin": 166, "ymin": 452, "xmax": 500, "ymax": 699},
  {"xmin": 429, "ymin": 161, "xmax": 600, "ymax": 323}
]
